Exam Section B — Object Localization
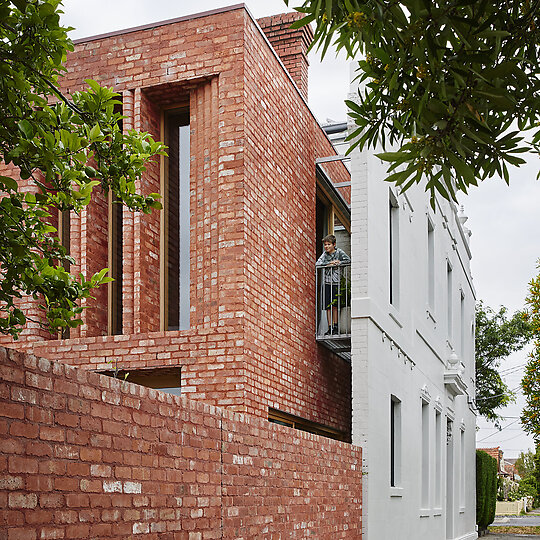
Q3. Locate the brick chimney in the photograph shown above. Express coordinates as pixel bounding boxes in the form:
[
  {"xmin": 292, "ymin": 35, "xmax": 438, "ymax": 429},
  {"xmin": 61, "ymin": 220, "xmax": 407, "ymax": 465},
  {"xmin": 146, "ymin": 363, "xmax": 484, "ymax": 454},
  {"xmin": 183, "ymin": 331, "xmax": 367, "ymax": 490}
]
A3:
[{"xmin": 257, "ymin": 12, "xmax": 314, "ymax": 101}]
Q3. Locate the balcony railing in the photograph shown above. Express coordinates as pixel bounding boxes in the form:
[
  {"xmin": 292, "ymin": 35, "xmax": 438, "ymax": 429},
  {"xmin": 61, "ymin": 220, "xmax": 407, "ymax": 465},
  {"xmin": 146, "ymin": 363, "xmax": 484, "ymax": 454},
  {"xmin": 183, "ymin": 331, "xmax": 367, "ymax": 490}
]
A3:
[{"xmin": 315, "ymin": 261, "xmax": 351, "ymax": 361}]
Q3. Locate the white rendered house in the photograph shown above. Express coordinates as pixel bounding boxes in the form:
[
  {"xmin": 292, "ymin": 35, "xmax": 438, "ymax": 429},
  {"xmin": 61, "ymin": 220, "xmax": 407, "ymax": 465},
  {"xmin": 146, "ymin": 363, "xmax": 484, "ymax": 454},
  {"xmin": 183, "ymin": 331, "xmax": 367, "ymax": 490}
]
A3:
[{"xmin": 343, "ymin": 74, "xmax": 478, "ymax": 540}]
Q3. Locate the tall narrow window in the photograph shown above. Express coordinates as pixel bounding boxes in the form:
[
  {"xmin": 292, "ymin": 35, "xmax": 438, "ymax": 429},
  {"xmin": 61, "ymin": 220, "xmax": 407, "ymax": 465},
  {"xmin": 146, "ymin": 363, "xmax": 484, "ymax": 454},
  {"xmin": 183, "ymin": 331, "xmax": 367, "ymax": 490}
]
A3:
[
  {"xmin": 427, "ymin": 218, "xmax": 435, "ymax": 310},
  {"xmin": 59, "ymin": 209, "xmax": 70, "ymax": 270},
  {"xmin": 390, "ymin": 395, "xmax": 402, "ymax": 487},
  {"xmin": 164, "ymin": 109, "xmax": 190, "ymax": 331},
  {"xmin": 447, "ymin": 261, "xmax": 453, "ymax": 340},
  {"xmin": 460, "ymin": 290, "xmax": 466, "ymax": 359},
  {"xmin": 58, "ymin": 209, "xmax": 70, "ymax": 339},
  {"xmin": 108, "ymin": 194, "xmax": 123, "ymax": 335},
  {"xmin": 460, "ymin": 429, "xmax": 466, "ymax": 508},
  {"xmin": 446, "ymin": 418, "xmax": 454, "ymax": 537},
  {"xmin": 108, "ymin": 105, "xmax": 123, "ymax": 336},
  {"xmin": 435, "ymin": 410, "xmax": 442, "ymax": 508},
  {"xmin": 316, "ymin": 194, "xmax": 329, "ymax": 248},
  {"xmin": 421, "ymin": 401, "xmax": 430, "ymax": 508},
  {"xmin": 389, "ymin": 194, "xmax": 400, "ymax": 307}
]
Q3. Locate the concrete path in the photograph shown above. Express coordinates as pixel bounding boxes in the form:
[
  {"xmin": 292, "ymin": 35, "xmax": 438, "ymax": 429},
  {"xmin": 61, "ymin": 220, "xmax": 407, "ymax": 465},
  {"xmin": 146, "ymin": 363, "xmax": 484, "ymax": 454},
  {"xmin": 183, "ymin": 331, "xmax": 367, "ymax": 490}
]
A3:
[
  {"xmin": 487, "ymin": 512, "xmax": 540, "ymax": 538},
  {"xmin": 488, "ymin": 535, "xmax": 539, "ymax": 539},
  {"xmin": 494, "ymin": 515, "xmax": 540, "ymax": 527}
]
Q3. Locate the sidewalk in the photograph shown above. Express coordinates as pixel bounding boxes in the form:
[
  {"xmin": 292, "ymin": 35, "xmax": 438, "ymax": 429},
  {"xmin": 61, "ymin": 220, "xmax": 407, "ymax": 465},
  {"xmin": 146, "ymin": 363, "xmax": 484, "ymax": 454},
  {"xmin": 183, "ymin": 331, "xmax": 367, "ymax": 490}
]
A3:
[
  {"xmin": 487, "ymin": 509, "xmax": 540, "ymax": 538},
  {"xmin": 488, "ymin": 535, "xmax": 538, "ymax": 539}
]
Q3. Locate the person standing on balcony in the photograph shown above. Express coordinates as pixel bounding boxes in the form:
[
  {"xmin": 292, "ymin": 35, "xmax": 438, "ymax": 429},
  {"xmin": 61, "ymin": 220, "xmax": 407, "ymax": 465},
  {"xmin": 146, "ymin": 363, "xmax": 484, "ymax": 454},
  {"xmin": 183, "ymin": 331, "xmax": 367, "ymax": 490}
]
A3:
[{"xmin": 316, "ymin": 234, "xmax": 351, "ymax": 335}]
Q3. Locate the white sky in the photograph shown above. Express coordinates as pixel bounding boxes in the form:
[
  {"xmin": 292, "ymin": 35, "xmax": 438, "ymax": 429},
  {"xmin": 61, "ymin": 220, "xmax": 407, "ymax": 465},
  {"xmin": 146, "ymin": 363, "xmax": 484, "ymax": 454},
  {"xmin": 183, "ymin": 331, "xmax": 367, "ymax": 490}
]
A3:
[{"xmin": 60, "ymin": 0, "xmax": 540, "ymax": 458}]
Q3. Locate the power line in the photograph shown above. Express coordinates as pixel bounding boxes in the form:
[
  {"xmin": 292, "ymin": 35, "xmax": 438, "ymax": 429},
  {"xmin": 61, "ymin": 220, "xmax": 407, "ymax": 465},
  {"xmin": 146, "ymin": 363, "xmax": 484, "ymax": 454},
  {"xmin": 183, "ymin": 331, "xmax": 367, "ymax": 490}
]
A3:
[
  {"xmin": 477, "ymin": 419, "xmax": 520, "ymax": 442},
  {"xmin": 496, "ymin": 432, "xmax": 528, "ymax": 444},
  {"xmin": 500, "ymin": 363, "xmax": 526, "ymax": 374},
  {"xmin": 476, "ymin": 385, "xmax": 522, "ymax": 402}
]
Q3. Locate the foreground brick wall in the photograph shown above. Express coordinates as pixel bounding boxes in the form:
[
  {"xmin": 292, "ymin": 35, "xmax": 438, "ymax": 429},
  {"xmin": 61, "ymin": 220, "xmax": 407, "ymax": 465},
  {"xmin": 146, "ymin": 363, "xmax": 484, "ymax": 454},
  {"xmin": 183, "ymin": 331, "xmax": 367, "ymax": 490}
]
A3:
[{"xmin": 0, "ymin": 346, "xmax": 363, "ymax": 538}]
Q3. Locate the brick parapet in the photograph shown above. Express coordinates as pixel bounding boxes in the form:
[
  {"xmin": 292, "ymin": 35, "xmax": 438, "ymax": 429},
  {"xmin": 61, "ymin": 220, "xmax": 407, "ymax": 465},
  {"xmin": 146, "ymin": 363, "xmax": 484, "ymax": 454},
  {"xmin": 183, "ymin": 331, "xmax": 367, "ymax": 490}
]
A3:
[
  {"xmin": 0, "ymin": 346, "xmax": 362, "ymax": 538},
  {"xmin": 257, "ymin": 12, "xmax": 314, "ymax": 100}
]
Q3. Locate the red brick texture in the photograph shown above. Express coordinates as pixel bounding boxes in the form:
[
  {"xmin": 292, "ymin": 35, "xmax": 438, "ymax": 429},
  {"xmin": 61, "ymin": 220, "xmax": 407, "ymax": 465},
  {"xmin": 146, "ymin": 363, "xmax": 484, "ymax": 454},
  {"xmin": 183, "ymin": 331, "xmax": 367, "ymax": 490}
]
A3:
[
  {"xmin": 257, "ymin": 12, "xmax": 314, "ymax": 101},
  {"xmin": 0, "ymin": 346, "xmax": 363, "ymax": 539},
  {"xmin": 1, "ymin": 7, "xmax": 352, "ymax": 436}
]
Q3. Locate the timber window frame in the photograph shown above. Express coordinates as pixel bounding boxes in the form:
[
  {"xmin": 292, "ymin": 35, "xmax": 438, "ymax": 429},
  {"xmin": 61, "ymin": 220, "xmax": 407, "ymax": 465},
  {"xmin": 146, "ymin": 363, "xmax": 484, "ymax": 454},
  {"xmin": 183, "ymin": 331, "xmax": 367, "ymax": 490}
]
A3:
[
  {"xmin": 160, "ymin": 104, "xmax": 191, "ymax": 331},
  {"xmin": 268, "ymin": 408, "xmax": 347, "ymax": 442}
]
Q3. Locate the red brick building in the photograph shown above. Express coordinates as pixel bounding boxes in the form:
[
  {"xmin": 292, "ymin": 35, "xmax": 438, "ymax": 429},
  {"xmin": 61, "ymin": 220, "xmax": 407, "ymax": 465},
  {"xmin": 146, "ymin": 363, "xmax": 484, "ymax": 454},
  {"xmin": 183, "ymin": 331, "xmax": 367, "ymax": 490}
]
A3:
[
  {"xmin": 0, "ymin": 7, "xmax": 364, "ymax": 537},
  {"xmin": 1, "ymin": 6, "xmax": 352, "ymax": 440}
]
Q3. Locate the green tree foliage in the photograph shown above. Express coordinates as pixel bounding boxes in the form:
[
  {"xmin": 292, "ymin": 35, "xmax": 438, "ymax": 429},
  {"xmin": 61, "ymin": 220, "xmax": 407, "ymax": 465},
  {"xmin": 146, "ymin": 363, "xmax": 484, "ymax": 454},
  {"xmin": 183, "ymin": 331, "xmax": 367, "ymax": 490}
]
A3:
[
  {"xmin": 512, "ymin": 447, "xmax": 540, "ymax": 505},
  {"xmin": 0, "ymin": 0, "xmax": 165, "ymax": 338},
  {"xmin": 285, "ymin": 0, "xmax": 540, "ymax": 205},
  {"xmin": 517, "ymin": 474, "xmax": 538, "ymax": 503},
  {"xmin": 515, "ymin": 449, "xmax": 537, "ymax": 478},
  {"xmin": 476, "ymin": 450, "xmax": 498, "ymax": 532},
  {"xmin": 522, "ymin": 263, "xmax": 540, "ymax": 443},
  {"xmin": 475, "ymin": 302, "xmax": 533, "ymax": 422}
]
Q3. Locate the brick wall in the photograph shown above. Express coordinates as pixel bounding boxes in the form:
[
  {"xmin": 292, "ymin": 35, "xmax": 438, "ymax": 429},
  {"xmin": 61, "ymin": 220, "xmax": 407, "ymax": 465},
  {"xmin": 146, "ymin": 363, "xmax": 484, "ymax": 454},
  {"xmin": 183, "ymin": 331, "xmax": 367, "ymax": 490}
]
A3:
[
  {"xmin": 242, "ymin": 14, "xmax": 351, "ymax": 430},
  {"xmin": 257, "ymin": 12, "xmax": 314, "ymax": 101},
  {"xmin": 0, "ymin": 346, "xmax": 362, "ymax": 539},
  {"xmin": 1, "ymin": 6, "xmax": 352, "ymax": 436}
]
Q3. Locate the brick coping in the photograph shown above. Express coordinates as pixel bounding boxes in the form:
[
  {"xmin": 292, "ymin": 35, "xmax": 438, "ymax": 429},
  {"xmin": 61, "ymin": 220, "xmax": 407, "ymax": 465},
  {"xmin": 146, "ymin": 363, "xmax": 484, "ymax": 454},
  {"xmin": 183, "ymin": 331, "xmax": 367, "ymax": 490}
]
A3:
[{"xmin": 72, "ymin": 3, "xmax": 247, "ymax": 44}]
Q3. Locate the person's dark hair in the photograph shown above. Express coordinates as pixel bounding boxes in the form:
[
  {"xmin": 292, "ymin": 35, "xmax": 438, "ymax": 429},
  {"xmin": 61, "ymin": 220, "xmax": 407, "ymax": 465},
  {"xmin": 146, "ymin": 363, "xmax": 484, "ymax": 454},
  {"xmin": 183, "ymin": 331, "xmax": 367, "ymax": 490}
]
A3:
[{"xmin": 322, "ymin": 234, "xmax": 336, "ymax": 245}]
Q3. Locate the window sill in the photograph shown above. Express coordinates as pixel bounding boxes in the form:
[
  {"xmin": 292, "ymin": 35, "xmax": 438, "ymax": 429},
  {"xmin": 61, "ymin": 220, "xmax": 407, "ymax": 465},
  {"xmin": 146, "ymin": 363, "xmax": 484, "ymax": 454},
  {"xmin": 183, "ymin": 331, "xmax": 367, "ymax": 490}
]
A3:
[
  {"xmin": 389, "ymin": 487, "xmax": 403, "ymax": 498},
  {"xmin": 459, "ymin": 507, "xmax": 466, "ymax": 514},
  {"xmin": 419, "ymin": 509, "xmax": 430, "ymax": 518},
  {"xmin": 388, "ymin": 306, "xmax": 403, "ymax": 328}
]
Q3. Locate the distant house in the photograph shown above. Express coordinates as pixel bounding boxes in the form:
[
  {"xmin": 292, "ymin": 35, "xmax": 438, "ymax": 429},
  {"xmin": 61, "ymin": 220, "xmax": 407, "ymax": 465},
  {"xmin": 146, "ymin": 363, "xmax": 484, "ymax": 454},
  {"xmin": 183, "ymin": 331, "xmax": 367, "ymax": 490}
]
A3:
[{"xmin": 479, "ymin": 447, "xmax": 519, "ymax": 480}]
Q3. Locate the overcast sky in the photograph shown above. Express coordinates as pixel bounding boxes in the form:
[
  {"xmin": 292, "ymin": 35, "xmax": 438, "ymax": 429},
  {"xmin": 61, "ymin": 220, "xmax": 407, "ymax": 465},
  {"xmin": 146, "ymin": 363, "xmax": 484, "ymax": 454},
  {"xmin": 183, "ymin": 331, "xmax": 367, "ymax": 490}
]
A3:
[{"xmin": 60, "ymin": 0, "xmax": 540, "ymax": 458}]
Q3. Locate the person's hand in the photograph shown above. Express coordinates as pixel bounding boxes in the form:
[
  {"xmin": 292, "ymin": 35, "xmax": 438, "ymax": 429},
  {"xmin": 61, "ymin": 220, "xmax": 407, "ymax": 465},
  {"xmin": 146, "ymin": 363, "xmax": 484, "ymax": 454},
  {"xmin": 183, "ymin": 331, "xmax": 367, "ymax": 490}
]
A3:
[{"xmin": 328, "ymin": 260, "xmax": 341, "ymax": 266}]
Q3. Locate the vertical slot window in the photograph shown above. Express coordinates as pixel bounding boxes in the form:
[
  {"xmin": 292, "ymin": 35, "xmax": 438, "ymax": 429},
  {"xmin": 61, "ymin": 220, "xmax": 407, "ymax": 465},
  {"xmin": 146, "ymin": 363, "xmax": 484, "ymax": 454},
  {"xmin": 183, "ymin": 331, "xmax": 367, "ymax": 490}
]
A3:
[
  {"xmin": 427, "ymin": 218, "xmax": 435, "ymax": 310},
  {"xmin": 460, "ymin": 290, "xmax": 466, "ymax": 359},
  {"xmin": 108, "ymin": 105, "xmax": 123, "ymax": 335},
  {"xmin": 389, "ymin": 194, "xmax": 400, "ymax": 308},
  {"xmin": 58, "ymin": 209, "xmax": 70, "ymax": 339},
  {"xmin": 164, "ymin": 109, "xmax": 190, "ymax": 331},
  {"xmin": 390, "ymin": 395, "xmax": 402, "ymax": 487},
  {"xmin": 59, "ymin": 209, "xmax": 71, "ymax": 270},
  {"xmin": 421, "ymin": 401, "xmax": 430, "ymax": 508},
  {"xmin": 460, "ymin": 429, "xmax": 466, "ymax": 508},
  {"xmin": 108, "ymin": 194, "xmax": 123, "ymax": 335},
  {"xmin": 435, "ymin": 410, "xmax": 442, "ymax": 508},
  {"xmin": 447, "ymin": 261, "xmax": 453, "ymax": 340},
  {"xmin": 446, "ymin": 418, "xmax": 455, "ymax": 538}
]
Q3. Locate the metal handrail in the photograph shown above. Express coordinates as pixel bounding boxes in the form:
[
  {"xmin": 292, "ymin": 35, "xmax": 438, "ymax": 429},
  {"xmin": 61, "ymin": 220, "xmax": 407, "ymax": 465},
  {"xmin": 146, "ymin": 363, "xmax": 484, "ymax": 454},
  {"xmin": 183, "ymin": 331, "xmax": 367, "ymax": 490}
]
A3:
[{"xmin": 315, "ymin": 261, "xmax": 351, "ymax": 339}]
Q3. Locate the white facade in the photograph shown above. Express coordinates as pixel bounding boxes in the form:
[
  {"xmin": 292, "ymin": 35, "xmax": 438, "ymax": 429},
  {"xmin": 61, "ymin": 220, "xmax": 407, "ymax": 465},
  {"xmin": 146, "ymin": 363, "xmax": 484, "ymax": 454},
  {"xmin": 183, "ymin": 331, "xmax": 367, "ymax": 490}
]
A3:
[{"xmin": 347, "ymin": 84, "xmax": 478, "ymax": 538}]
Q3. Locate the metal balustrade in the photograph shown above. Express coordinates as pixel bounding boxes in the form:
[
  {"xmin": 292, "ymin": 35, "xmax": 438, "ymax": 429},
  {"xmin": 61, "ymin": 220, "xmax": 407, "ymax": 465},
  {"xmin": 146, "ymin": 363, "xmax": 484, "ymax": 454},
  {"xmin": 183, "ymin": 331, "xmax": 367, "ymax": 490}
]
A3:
[{"xmin": 315, "ymin": 261, "xmax": 351, "ymax": 361}]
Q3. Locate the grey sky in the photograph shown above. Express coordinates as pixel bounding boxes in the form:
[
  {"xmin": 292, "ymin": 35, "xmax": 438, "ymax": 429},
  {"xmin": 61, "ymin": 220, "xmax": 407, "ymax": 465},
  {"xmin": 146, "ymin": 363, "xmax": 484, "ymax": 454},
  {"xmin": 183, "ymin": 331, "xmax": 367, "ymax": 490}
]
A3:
[{"xmin": 60, "ymin": 0, "xmax": 540, "ymax": 458}]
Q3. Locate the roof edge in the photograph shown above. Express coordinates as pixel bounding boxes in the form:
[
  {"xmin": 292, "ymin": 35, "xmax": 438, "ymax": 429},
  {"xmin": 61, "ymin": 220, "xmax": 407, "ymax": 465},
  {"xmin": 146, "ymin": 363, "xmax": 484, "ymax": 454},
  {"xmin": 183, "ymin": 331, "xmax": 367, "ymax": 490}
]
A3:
[{"xmin": 72, "ymin": 3, "xmax": 247, "ymax": 44}]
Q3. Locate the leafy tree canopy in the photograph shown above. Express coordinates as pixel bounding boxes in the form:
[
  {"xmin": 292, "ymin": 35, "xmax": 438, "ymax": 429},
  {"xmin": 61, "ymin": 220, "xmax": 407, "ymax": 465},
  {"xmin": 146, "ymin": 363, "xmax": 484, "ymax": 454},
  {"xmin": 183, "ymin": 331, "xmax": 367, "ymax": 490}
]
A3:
[
  {"xmin": 286, "ymin": 0, "xmax": 540, "ymax": 206},
  {"xmin": 0, "ymin": 0, "xmax": 165, "ymax": 338},
  {"xmin": 515, "ymin": 449, "xmax": 537, "ymax": 478},
  {"xmin": 475, "ymin": 302, "xmax": 533, "ymax": 423},
  {"xmin": 522, "ymin": 263, "xmax": 540, "ymax": 443}
]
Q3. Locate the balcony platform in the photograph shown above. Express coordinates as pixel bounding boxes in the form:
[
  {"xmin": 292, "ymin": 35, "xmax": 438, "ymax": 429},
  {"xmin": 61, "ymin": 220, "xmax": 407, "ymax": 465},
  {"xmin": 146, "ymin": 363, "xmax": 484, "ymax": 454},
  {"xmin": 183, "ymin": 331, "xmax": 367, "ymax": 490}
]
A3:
[{"xmin": 316, "ymin": 333, "xmax": 351, "ymax": 362}]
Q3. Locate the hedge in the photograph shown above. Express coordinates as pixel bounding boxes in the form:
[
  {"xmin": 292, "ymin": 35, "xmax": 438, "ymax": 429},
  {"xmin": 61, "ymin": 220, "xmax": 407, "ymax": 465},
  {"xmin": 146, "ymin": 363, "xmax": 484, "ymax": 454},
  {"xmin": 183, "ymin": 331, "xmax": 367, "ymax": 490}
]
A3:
[{"xmin": 476, "ymin": 450, "xmax": 498, "ymax": 530}]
